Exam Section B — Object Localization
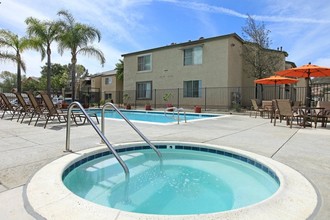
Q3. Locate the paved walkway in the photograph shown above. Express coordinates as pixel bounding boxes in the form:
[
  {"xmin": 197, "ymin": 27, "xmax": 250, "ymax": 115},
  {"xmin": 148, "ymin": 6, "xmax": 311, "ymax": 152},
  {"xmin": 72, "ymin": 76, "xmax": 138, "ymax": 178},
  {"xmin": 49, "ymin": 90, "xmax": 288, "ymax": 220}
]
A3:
[{"xmin": 0, "ymin": 113, "xmax": 329, "ymax": 219}]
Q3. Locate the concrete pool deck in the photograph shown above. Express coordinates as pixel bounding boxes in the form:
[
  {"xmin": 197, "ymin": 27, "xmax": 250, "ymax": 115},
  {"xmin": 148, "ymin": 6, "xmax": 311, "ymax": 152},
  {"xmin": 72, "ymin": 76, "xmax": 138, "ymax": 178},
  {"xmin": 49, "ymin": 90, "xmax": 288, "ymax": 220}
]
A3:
[{"xmin": 0, "ymin": 112, "xmax": 329, "ymax": 219}]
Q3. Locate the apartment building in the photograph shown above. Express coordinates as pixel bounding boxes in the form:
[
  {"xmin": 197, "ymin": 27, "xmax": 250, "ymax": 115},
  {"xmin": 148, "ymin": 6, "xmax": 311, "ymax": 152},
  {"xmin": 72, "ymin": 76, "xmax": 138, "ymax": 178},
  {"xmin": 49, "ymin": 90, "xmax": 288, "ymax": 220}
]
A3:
[
  {"xmin": 122, "ymin": 33, "xmax": 287, "ymax": 109},
  {"xmin": 91, "ymin": 70, "xmax": 123, "ymax": 103}
]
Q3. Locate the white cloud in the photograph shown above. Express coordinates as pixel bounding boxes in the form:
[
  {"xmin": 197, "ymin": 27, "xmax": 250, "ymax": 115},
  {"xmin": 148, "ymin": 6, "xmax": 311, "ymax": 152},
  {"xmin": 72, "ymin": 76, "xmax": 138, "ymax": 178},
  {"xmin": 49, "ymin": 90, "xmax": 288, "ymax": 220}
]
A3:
[
  {"xmin": 2, "ymin": 0, "xmax": 330, "ymax": 78},
  {"xmin": 0, "ymin": 0, "xmax": 150, "ymax": 76},
  {"xmin": 158, "ymin": 0, "xmax": 330, "ymax": 24}
]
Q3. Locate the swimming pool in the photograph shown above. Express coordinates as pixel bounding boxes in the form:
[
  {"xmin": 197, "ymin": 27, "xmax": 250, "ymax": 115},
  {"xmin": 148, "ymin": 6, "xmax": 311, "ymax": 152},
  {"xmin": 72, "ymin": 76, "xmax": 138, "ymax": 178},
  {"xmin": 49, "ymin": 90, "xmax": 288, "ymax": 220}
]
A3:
[
  {"xmin": 62, "ymin": 145, "xmax": 279, "ymax": 215},
  {"xmin": 88, "ymin": 109, "xmax": 220, "ymax": 124},
  {"xmin": 26, "ymin": 142, "xmax": 318, "ymax": 219}
]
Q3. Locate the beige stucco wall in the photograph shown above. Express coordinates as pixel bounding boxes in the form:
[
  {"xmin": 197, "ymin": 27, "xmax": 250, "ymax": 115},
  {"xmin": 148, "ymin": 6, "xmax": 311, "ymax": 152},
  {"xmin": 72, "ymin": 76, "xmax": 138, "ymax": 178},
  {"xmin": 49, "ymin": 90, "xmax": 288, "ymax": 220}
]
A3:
[
  {"xmin": 122, "ymin": 34, "xmax": 288, "ymax": 109},
  {"xmin": 123, "ymin": 35, "xmax": 246, "ymax": 108},
  {"xmin": 124, "ymin": 36, "xmax": 244, "ymax": 91},
  {"xmin": 91, "ymin": 76, "xmax": 101, "ymax": 91},
  {"xmin": 90, "ymin": 70, "xmax": 123, "ymax": 103},
  {"xmin": 102, "ymin": 75, "xmax": 117, "ymax": 92},
  {"xmin": 101, "ymin": 74, "xmax": 123, "ymax": 103}
]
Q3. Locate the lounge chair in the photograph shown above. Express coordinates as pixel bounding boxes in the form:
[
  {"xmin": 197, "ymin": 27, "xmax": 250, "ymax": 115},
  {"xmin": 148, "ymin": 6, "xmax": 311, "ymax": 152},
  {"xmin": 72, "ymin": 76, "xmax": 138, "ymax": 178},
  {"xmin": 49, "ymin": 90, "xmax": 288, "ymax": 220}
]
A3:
[
  {"xmin": 25, "ymin": 91, "xmax": 48, "ymax": 126},
  {"xmin": 0, "ymin": 93, "xmax": 20, "ymax": 120},
  {"xmin": 275, "ymin": 99, "xmax": 302, "ymax": 128},
  {"xmin": 38, "ymin": 91, "xmax": 67, "ymax": 128},
  {"xmin": 38, "ymin": 91, "xmax": 99, "ymax": 128},
  {"xmin": 13, "ymin": 92, "xmax": 33, "ymax": 123}
]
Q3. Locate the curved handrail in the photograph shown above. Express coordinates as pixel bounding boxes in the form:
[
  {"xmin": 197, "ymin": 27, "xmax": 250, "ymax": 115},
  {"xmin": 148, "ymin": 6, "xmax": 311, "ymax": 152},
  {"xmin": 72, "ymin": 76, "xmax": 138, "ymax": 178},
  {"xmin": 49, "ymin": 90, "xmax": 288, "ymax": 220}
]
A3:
[
  {"xmin": 101, "ymin": 103, "xmax": 162, "ymax": 160},
  {"xmin": 164, "ymin": 107, "xmax": 187, "ymax": 124},
  {"xmin": 65, "ymin": 102, "xmax": 129, "ymax": 176}
]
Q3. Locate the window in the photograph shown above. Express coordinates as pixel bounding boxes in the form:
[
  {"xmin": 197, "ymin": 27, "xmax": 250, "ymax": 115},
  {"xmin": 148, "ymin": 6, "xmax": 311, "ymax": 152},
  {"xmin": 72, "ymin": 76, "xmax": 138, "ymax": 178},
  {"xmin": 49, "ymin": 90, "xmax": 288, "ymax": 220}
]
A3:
[
  {"xmin": 183, "ymin": 80, "xmax": 202, "ymax": 97},
  {"xmin": 105, "ymin": 77, "xmax": 112, "ymax": 85},
  {"xmin": 136, "ymin": 81, "xmax": 152, "ymax": 99},
  {"xmin": 105, "ymin": 93, "xmax": 112, "ymax": 100},
  {"xmin": 184, "ymin": 46, "xmax": 203, "ymax": 65},
  {"xmin": 138, "ymin": 54, "xmax": 152, "ymax": 71}
]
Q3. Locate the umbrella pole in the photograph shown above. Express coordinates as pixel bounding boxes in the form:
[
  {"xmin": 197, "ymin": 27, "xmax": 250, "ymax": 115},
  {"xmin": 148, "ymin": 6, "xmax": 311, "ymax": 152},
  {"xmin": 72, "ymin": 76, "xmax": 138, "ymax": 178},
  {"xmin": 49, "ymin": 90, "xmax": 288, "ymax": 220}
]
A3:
[
  {"xmin": 305, "ymin": 77, "xmax": 312, "ymax": 107},
  {"xmin": 274, "ymin": 82, "xmax": 277, "ymax": 99}
]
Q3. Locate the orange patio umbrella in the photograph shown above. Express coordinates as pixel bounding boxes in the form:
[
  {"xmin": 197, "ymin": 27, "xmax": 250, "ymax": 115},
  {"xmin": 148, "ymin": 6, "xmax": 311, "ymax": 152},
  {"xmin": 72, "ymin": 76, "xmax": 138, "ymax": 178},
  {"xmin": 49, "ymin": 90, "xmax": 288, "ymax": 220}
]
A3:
[
  {"xmin": 254, "ymin": 75, "xmax": 298, "ymax": 98},
  {"xmin": 276, "ymin": 62, "xmax": 330, "ymax": 106}
]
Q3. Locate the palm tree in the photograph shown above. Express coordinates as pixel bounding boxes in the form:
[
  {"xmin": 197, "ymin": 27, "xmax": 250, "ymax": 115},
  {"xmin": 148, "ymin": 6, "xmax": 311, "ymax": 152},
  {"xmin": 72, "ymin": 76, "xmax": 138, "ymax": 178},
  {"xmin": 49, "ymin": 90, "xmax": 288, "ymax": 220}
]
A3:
[
  {"xmin": 0, "ymin": 30, "xmax": 34, "ymax": 92},
  {"xmin": 57, "ymin": 10, "xmax": 106, "ymax": 101},
  {"xmin": 0, "ymin": 51, "xmax": 17, "ymax": 63},
  {"xmin": 25, "ymin": 17, "xmax": 60, "ymax": 95},
  {"xmin": 115, "ymin": 59, "xmax": 124, "ymax": 81}
]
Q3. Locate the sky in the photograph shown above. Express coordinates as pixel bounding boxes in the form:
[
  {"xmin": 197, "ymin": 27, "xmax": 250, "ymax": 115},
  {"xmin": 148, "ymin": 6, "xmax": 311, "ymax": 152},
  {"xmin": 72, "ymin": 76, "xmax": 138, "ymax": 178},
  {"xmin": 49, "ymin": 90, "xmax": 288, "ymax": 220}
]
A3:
[{"xmin": 1, "ymin": 0, "xmax": 330, "ymax": 78}]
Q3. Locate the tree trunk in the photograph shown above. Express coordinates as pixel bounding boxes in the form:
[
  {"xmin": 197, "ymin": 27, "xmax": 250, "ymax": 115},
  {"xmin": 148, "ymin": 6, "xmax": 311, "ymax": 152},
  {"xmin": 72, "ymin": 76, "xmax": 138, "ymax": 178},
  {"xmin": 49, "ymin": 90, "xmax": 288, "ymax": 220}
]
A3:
[
  {"xmin": 17, "ymin": 52, "xmax": 21, "ymax": 93},
  {"xmin": 47, "ymin": 46, "xmax": 52, "ymax": 95},
  {"xmin": 71, "ymin": 54, "xmax": 77, "ymax": 101}
]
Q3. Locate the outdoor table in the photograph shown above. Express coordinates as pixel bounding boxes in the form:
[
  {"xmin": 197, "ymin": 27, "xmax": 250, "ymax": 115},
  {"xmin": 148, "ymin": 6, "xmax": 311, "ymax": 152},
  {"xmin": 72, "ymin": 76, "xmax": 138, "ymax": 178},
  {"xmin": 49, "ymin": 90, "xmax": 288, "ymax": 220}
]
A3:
[{"xmin": 298, "ymin": 107, "xmax": 325, "ymax": 128}]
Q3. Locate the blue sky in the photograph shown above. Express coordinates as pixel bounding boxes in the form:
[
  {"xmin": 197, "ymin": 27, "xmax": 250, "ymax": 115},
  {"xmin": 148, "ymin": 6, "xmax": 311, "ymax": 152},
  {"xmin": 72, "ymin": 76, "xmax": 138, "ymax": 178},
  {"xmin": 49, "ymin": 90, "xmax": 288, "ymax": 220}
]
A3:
[{"xmin": 1, "ymin": 0, "xmax": 330, "ymax": 77}]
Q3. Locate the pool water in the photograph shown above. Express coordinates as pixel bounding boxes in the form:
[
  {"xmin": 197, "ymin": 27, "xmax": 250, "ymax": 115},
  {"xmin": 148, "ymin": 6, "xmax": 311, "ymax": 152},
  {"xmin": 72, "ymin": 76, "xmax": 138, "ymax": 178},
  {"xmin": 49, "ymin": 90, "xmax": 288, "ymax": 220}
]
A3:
[
  {"xmin": 63, "ymin": 148, "xmax": 279, "ymax": 215},
  {"xmin": 88, "ymin": 109, "xmax": 219, "ymax": 123}
]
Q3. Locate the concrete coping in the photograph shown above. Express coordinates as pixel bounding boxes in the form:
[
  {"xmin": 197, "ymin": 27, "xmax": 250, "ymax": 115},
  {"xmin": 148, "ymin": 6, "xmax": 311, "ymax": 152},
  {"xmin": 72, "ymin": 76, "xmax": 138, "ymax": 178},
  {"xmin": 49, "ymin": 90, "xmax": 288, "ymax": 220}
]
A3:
[{"xmin": 25, "ymin": 141, "xmax": 318, "ymax": 220}]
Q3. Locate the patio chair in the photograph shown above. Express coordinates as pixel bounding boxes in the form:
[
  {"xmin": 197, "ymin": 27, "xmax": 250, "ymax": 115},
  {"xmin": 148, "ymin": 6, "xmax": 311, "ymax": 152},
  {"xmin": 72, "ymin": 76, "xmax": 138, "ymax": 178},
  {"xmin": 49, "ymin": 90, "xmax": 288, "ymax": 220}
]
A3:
[
  {"xmin": 291, "ymin": 101, "xmax": 301, "ymax": 115},
  {"xmin": 0, "ymin": 93, "xmax": 20, "ymax": 120},
  {"xmin": 13, "ymin": 92, "xmax": 33, "ymax": 123},
  {"xmin": 250, "ymin": 99, "xmax": 266, "ymax": 118},
  {"xmin": 261, "ymin": 100, "xmax": 273, "ymax": 118},
  {"xmin": 270, "ymin": 100, "xmax": 280, "ymax": 125},
  {"xmin": 275, "ymin": 99, "xmax": 302, "ymax": 128},
  {"xmin": 314, "ymin": 101, "xmax": 330, "ymax": 127}
]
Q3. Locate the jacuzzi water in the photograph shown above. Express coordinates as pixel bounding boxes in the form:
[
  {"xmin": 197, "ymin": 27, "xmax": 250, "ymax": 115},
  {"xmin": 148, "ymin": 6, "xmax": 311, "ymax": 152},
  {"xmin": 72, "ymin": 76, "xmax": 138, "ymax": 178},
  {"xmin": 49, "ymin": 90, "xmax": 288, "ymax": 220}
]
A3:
[{"xmin": 63, "ymin": 146, "xmax": 279, "ymax": 215}]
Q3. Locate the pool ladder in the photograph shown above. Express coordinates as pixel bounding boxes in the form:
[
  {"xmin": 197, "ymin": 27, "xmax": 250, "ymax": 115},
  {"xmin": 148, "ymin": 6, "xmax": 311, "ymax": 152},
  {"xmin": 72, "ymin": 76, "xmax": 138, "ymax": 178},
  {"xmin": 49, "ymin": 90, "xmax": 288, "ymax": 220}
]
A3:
[
  {"xmin": 164, "ymin": 107, "xmax": 187, "ymax": 124},
  {"xmin": 65, "ymin": 102, "xmax": 162, "ymax": 177}
]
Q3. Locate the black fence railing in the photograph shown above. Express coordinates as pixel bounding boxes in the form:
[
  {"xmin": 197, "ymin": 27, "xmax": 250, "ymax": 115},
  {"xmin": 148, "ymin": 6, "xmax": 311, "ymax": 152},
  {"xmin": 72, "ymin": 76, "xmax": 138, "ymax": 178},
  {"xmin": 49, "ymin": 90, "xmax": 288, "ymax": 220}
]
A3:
[
  {"xmin": 2, "ymin": 84, "xmax": 329, "ymax": 111},
  {"xmin": 97, "ymin": 84, "xmax": 330, "ymax": 111}
]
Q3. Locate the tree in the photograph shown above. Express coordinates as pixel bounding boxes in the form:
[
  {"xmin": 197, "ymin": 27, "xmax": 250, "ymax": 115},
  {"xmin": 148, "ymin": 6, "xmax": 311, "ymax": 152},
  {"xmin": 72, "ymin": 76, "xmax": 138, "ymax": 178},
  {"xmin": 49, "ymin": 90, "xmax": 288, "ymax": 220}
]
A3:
[
  {"xmin": 40, "ymin": 63, "xmax": 67, "ymax": 78},
  {"xmin": 242, "ymin": 15, "xmax": 271, "ymax": 49},
  {"xmin": 22, "ymin": 77, "xmax": 40, "ymax": 92},
  {"xmin": 241, "ymin": 15, "xmax": 285, "ymax": 79},
  {"xmin": 241, "ymin": 15, "xmax": 286, "ymax": 99},
  {"xmin": 25, "ymin": 17, "xmax": 61, "ymax": 95},
  {"xmin": 115, "ymin": 59, "xmax": 124, "ymax": 80},
  {"xmin": 0, "ymin": 30, "xmax": 35, "ymax": 92},
  {"xmin": 39, "ymin": 63, "xmax": 71, "ymax": 92},
  {"xmin": 0, "ymin": 71, "xmax": 18, "ymax": 92},
  {"xmin": 57, "ymin": 10, "xmax": 106, "ymax": 101},
  {"xmin": 0, "ymin": 51, "xmax": 17, "ymax": 63}
]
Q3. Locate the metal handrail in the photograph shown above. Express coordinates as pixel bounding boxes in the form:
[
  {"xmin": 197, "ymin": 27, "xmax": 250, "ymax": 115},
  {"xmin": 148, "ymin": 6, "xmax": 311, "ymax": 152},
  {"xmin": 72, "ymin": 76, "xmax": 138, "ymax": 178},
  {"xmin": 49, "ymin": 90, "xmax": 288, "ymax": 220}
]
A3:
[
  {"xmin": 65, "ymin": 101, "xmax": 129, "ymax": 177},
  {"xmin": 164, "ymin": 107, "xmax": 187, "ymax": 124},
  {"xmin": 101, "ymin": 103, "xmax": 162, "ymax": 160}
]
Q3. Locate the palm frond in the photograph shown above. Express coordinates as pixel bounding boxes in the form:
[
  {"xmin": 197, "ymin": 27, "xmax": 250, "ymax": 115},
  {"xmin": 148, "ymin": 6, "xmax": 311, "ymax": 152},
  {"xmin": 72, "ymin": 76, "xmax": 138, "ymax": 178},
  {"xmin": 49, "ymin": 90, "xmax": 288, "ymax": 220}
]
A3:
[
  {"xmin": 78, "ymin": 46, "xmax": 106, "ymax": 66},
  {"xmin": 0, "ymin": 51, "xmax": 17, "ymax": 63}
]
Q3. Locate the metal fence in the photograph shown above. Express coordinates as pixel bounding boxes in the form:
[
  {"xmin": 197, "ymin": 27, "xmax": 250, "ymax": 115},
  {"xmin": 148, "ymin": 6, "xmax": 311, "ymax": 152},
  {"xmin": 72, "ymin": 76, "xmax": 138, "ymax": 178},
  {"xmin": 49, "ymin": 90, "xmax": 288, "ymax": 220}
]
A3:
[
  {"xmin": 2, "ymin": 84, "xmax": 329, "ymax": 111},
  {"xmin": 97, "ymin": 84, "xmax": 330, "ymax": 111}
]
